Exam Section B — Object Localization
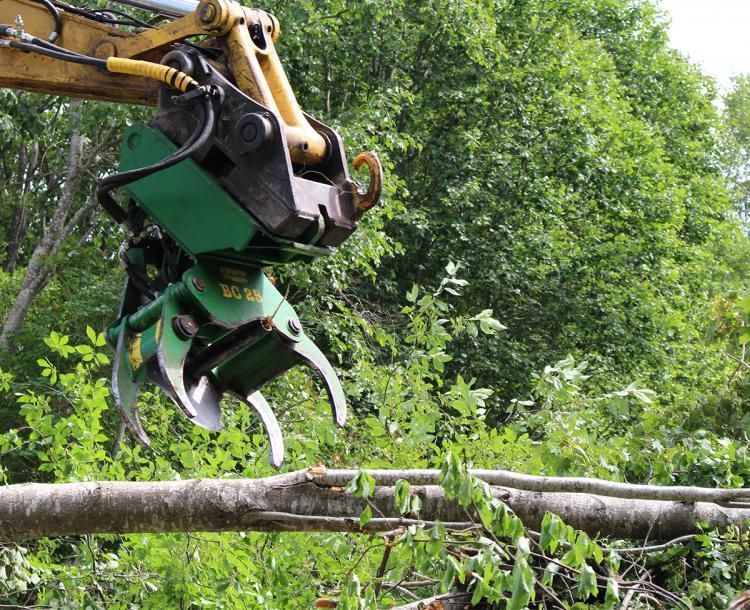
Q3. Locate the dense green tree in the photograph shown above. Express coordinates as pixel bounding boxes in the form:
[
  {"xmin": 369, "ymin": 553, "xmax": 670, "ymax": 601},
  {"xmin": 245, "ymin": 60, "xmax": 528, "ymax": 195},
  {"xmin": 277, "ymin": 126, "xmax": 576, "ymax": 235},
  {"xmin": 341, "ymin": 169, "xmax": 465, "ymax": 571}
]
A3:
[
  {"xmin": 269, "ymin": 0, "xmax": 748, "ymax": 411},
  {"xmin": 723, "ymin": 74, "xmax": 750, "ymax": 222}
]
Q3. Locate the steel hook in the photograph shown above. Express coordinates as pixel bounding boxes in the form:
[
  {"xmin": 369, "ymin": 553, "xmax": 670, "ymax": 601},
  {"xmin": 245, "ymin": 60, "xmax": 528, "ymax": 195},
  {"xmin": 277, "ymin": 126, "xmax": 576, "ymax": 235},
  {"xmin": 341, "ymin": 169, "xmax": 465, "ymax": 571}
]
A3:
[{"xmin": 352, "ymin": 151, "xmax": 383, "ymax": 214}]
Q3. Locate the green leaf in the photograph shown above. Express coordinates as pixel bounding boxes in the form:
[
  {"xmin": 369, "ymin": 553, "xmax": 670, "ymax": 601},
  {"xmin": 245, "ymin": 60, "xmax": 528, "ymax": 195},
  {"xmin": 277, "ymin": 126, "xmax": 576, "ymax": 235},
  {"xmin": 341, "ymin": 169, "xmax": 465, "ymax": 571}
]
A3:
[
  {"xmin": 345, "ymin": 574, "xmax": 361, "ymax": 598},
  {"xmin": 471, "ymin": 578, "xmax": 487, "ymax": 605},
  {"xmin": 346, "ymin": 472, "xmax": 376, "ymax": 498},
  {"xmin": 540, "ymin": 561, "xmax": 560, "ymax": 587},
  {"xmin": 457, "ymin": 475, "xmax": 473, "ymax": 507},
  {"xmin": 448, "ymin": 556, "xmax": 466, "ymax": 585},
  {"xmin": 508, "ymin": 554, "xmax": 534, "ymax": 610},
  {"xmin": 441, "ymin": 557, "xmax": 456, "ymax": 592},
  {"xmin": 577, "ymin": 565, "xmax": 598, "ymax": 600},
  {"xmin": 406, "ymin": 284, "xmax": 419, "ymax": 303},
  {"xmin": 394, "ymin": 479, "xmax": 411, "ymax": 514},
  {"xmin": 426, "ymin": 523, "xmax": 444, "ymax": 557},
  {"xmin": 605, "ymin": 577, "xmax": 620, "ymax": 608},
  {"xmin": 359, "ymin": 504, "xmax": 372, "ymax": 527},
  {"xmin": 574, "ymin": 531, "xmax": 591, "ymax": 562},
  {"xmin": 470, "ymin": 309, "xmax": 507, "ymax": 334},
  {"xmin": 539, "ymin": 513, "xmax": 563, "ymax": 553}
]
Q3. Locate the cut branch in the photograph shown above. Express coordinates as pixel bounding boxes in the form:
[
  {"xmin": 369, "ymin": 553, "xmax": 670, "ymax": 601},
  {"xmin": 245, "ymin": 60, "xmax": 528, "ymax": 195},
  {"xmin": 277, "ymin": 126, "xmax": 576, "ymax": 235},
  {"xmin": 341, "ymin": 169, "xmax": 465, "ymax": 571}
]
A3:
[
  {"xmin": 313, "ymin": 469, "xmax": 750, "ymax": 505},
  {"xmin": 0, "ymin": 469, "xmax": 748, "ymax": 543}
]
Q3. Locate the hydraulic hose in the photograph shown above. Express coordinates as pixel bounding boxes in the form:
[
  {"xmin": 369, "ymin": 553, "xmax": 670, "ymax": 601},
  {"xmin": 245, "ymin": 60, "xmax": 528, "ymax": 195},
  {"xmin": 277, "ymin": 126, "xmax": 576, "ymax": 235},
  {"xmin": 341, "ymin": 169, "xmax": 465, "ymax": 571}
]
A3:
[
  {"xmin": 0, "ymin": 35, "xmax": 106, "ymax": 66},
  {"xmin": 105, "ymin": 57, "xmax": 199, "ymax": 93},
  {"xmin": 31, "ymin": 0, "xmax": 62, "ymax": 42},
  {"xmin": 0, "ymin": 27, "xmax": 216, "ymax": 225},
  {"xmin": 96, "ymin": 92, "xmax": 216, "ymax": 224}
]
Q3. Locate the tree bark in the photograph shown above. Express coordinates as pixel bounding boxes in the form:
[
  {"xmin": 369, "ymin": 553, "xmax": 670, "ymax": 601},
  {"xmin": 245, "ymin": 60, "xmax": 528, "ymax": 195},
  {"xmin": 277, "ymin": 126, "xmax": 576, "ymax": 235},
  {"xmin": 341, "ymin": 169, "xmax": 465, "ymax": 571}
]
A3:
[
  {"xmin": 0, "ymin": 469, "xmax": 747, "ymax": 543},
  {"xmin": 0, "ymin": 100, "xmax": 94, "ymax": 349},
  {"xmin": 314, "ymin": 469, "xmax": 750, "ymax": 505}
]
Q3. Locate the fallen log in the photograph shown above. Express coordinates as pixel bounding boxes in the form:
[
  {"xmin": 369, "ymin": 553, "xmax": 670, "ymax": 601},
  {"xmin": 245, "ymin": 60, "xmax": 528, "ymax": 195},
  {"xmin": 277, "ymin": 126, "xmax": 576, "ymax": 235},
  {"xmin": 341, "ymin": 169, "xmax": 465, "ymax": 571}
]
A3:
[{"xmin": 0, "ymin": 468, "xmax": 748, "ymax": 542}]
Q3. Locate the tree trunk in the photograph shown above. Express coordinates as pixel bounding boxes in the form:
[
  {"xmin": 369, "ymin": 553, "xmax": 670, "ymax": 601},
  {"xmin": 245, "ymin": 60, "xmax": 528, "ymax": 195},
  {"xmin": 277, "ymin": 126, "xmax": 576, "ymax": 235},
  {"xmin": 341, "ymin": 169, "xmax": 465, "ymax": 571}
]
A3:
[
  {"xmin": 0, "ymin": 100, "xmax": 93, "ymax": 349},
  {"xmin": 0, "ymin": 469, "xmax": 747, "ymax": 542},
  {"xmin": 4, "ymin": 141, "xmax": 41, "ymax": 273}
]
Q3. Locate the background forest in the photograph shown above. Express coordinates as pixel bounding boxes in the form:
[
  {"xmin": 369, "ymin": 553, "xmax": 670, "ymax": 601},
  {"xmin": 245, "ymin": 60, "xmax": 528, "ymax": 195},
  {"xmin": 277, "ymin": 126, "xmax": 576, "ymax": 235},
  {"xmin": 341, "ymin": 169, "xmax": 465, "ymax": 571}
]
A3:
[{"xmin": 0, "ymin": 0, "xmax": 749, "ymax": 607}]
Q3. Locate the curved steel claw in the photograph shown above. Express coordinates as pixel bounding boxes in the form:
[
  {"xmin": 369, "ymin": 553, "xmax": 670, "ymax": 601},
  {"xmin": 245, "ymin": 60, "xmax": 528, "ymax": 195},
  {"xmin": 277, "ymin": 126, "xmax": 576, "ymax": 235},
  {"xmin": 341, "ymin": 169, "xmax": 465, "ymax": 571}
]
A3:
[
  {"xmin": 148, "ymin": 363, "xmax": 223, "ymax": 432},
  {"xmin": 156, "ymin": 292, "xmax": 198, "ymax": 421},
  {"xmin": 185, "ymin": 375, "xmax": 223, "ymax": 432},
  {"xmin": 112, "ymin": 327, "xmax": 149, "ymax": 446},
  {"xmin": 245, "ymin": 391, "xmax": 284, "ymax": 468},
  {"xmin": 287, "ymin": 340, "xmax": 346, "ymax": 427},
  {"xmin": 146, "ymin": 359, "xmax": 176, "ymax": 402}
]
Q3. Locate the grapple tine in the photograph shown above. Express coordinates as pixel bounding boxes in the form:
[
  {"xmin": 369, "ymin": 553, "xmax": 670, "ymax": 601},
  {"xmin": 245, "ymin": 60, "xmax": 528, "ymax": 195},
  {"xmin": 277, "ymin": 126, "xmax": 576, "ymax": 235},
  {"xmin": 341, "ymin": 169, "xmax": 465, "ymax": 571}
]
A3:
[
  {"xmin": 112, "ymin": 324, "xmax": 150, "ymax": 446},
  {"xmin": 146, "ymin": 360, "xmax": 174, "ymax": 398},
  {"xmin": 156, "ymin": 290, "xmax": 198, "ymax": 420},
  {"xmin": 286, "ymin": 340, "xmax": 347, "ymax": 427},
  {"xmin": 244, "ymin": 391, "xmax": 285, "ymax": 468},
  {"xmin": 148, "ymin": 363, "xmax": 223, "ymax": 432},
  {"xmin": 185, "ymin": 376, "xmax": 223, "ymax": 432}
]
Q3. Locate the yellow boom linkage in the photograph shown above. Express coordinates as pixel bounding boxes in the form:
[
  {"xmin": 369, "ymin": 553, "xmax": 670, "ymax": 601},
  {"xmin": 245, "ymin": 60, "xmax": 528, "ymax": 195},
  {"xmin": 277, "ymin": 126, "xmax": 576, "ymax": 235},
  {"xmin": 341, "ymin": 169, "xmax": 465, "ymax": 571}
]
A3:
[{"xmin": 0, "ymin": 0, "xmax": 331, "ymax": 164}]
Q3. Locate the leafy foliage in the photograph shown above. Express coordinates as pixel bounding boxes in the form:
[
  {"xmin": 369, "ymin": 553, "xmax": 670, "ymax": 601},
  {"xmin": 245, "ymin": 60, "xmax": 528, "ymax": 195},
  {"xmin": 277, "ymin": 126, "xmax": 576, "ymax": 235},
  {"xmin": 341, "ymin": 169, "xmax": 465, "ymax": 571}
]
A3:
[{"xmin": 0, "ymin": 277, "xmax": 747, "ymax": 606}]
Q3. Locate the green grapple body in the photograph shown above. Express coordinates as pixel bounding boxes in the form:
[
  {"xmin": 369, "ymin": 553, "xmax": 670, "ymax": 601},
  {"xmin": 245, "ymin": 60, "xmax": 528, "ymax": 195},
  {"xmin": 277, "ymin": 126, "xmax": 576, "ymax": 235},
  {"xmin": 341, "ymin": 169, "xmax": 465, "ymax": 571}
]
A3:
[{"xmin": 106, "ymin": 51, "xmax": 380, "ymax": 467}]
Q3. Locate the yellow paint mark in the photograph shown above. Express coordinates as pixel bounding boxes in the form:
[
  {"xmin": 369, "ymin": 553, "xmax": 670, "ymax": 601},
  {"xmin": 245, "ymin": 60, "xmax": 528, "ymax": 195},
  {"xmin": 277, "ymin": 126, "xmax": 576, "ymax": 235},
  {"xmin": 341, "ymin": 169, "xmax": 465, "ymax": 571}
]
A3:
[
  {"xmin": 128, "ymin": 333, "xmax": 144, "ymax": 372},
  {"xmin": 220, "ymin": 283, "xmax": 264, "ymax": 303}
]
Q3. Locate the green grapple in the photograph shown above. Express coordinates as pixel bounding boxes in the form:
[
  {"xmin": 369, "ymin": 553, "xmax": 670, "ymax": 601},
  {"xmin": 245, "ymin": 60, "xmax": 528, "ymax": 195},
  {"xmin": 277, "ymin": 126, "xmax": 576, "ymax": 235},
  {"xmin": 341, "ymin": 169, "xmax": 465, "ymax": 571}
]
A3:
[{"xmin": 106, "ymin": 51, "xmax": 381, "ymax": 467}]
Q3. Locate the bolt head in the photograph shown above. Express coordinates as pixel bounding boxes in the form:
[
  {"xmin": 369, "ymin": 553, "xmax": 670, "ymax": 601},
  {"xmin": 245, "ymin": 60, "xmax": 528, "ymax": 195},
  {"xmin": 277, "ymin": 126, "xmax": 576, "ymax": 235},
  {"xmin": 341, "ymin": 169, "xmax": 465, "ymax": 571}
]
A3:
[
  {"xmin": 233, "ymin": 113, "xmax": 273, "ymax": 155},
  {"xmin": 288, "ymin": 319, "xmax": 302, "ymax": 334},
  {"xmin": 240, "ymin": 122, "xmax": 258, "ymax": 143},
  {"xmin": 94, "ymin": 41, "xmax": 117, "ymax": 60},
  {"xmin": 192, "ymin": 276, "xmax": 206, "ymax": 292},
  {"xmin": 199, "ymin": 4, "xmax": 216, "ymax": 23},
  {"xmin": 173, "ymin": 315, "xmax": 199, "ymax": 340}
]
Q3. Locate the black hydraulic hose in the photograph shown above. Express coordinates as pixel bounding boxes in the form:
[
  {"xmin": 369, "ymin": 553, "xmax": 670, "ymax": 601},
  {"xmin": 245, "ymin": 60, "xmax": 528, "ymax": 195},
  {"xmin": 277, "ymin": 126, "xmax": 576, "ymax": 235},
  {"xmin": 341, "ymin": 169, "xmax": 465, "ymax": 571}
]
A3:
[
  {"xmin": 30, "ymin": 0, "xmax": 62, "ymax": 42},
  {"xmin": 2, "ymin": 38, "xmax": 106, "ymax": 67},
  {"xmin": 49, "ymin": 0, "xmax": 152, "ymax": 28},
  {"xmin": 96, "ymin": 94, "xmax": 216, "ymax": 224},
  {"xmin": 0, "ymin": 28, "xmax": 218, "ymax": 226},
  {"xmin": 89, "ymin": 8, "xmax": 155, "ymax": 28},
  {"xmin": 20, "ymin": 33, "xmax": 93, "ymax": 59}
]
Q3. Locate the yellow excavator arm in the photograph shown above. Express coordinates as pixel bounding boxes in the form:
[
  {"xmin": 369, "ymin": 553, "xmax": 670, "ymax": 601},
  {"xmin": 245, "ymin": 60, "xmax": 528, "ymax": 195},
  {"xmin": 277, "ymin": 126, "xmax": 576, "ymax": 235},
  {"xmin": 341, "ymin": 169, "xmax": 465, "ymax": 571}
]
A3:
[{"xmin": 0, "ymin": 0, "xmax": 330, "ymax": 164}]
